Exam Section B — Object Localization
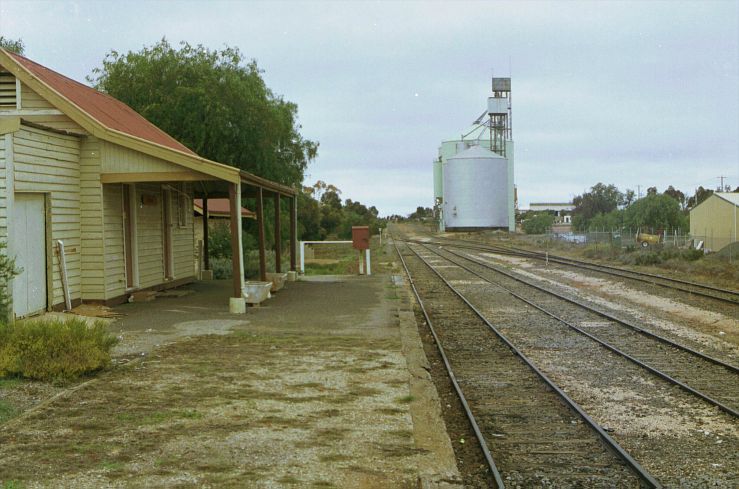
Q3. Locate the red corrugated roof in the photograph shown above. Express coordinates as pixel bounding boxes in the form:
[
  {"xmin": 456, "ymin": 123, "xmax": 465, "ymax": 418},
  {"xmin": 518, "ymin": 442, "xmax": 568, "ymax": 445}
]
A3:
[
  {"xmin": 194, "ymin": 199, "xmax": 256, "ymax": 218},
  {"xmin": 8, "ymin": 51, "xmax": 196, "ymax": 155}
]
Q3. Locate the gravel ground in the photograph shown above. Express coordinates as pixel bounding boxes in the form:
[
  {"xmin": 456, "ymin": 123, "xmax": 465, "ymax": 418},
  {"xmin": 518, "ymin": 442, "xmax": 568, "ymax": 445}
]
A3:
[
  {"xmin": 401, "ymin": 243, "xmax": 644, "ymax": 488},
  {"xmin": 473, "ymin": 251, "xmax": 739, "ymax": 363},
  {"xmin": 0, "ymin": 269, "xmax": 460, "ymax": 488},
  {"xmin": 423, "ymin": 246, "xmax": 739, "ymax": 487}
]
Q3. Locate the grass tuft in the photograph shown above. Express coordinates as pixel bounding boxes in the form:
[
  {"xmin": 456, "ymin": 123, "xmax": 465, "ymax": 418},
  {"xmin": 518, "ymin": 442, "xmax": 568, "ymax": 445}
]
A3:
[
  {"xmin": 394, "ymin": 395, "xmax": 414, "ymax": 404},
  {"xmin": 2, "ymin": 482, "xmax": 25, "ymax": 489},
  {"xmin": 0, "ymin": 399, "xmax": 17, "ymax": 424},
  {"xmin": 0, "ymin": 317, "xmax": 118, "ymax": 381}
]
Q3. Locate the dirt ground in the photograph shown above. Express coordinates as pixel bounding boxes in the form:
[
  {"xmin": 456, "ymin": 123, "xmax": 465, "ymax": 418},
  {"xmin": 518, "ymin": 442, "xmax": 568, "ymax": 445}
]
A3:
[{"xmin": 0, "ymin": 267, "xmax": 460, "ymax": 487}]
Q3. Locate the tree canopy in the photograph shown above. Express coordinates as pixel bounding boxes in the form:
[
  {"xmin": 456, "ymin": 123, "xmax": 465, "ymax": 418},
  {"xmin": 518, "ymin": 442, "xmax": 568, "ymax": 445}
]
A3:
[
  {"xmin": 296, "ymin": 181, "xmax": 383, "ymax": 240},
  {"xmin": 89, "ymin": 39, "xmax": 317, "ymax": 187},
  {"xmin": 663, "ymin": 185, "xmax": 686, "ymax": 209},
  {"xmin": 623, "ymin": 193, "xmax": 687, "ymax": 231},
  {"xmin": 0, "ymin": 37, "xmax": 24, "ymax": 55},
  {"xmin": 572, "ymin": 183, "xmax": 623, "ymax": 231},
  {"xmin": 571, "ymin": 183, "xmax": 690, "ymax": 232},
  {"xmin": 522, "ymin": 213, "xmax": 554, "ymax": 234},
  {"xmin": 408, "ymin": 207, "xmax": 434, "ymax": 220},
  {"xmin": 686, "ymin": 186, "xmax": 714, "ymax": 209}
]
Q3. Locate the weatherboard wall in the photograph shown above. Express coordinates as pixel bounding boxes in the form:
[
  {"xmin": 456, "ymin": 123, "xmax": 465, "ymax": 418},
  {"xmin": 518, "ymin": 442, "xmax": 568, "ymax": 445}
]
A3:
[
  {"xmin": 80, "ymin": 136, "xmax": 106, "ymax": 300},
  {"xmin": 0, "ymin": 135, "xmax": 6, "ymax": 243},
  {"xmin": 12, "ymin": 125, "xmax": 82, "ymax": 307},
  {"xmin": 101, "ymin": 141, "xmax": 193, "ymax": 174},
  {"xmin": 18, "ymin": 81, "xmax": 87, "ymax": 134},
  {"xmin": 169, "ymin": 184, "xmax": 195, "ymax": 279},
  {"xmin": 102, "ymin": 183, "xmax": 126, "ymax": 299}
]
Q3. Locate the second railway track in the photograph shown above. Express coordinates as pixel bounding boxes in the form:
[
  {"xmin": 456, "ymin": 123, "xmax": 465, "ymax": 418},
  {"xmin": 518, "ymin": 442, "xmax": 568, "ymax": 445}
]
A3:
[
  {"xmin": 396, "ymin": 239, "xmax": 657, "ymax": 488},
  {"xmin": 423, "ymin": 243, "xmax": 739, "ymax": 417},
  {"xmin": 414, "ymin": 236, "xmax": 739, "ymax": 306},
  {"xmin": 396, "ymin": 235, "xmax": 739, "ymax": 487}
]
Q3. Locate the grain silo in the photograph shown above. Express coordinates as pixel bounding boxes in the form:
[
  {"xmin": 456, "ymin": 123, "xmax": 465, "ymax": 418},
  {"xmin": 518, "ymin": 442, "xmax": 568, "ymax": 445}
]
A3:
[
  {"xmin": 435, "ymin": 78, "xmax": 515, "ymax": 231},
  {"xmin": 443, "ymin": 146, "xmax": 508, "ymax": 230}
]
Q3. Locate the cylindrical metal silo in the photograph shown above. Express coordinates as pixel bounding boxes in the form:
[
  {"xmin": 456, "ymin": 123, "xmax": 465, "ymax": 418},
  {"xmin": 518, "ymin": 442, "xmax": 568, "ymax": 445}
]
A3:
[{"xmin": 443, "ymin": 145, "xmax": 508, "ymax": 230}]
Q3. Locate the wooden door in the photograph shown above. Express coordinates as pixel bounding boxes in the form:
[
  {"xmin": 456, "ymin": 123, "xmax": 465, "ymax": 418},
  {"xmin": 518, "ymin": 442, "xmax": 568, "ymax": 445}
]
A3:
[{"xmin": 11, "ymin": 194, "xmax": 47, "ymax": 317}]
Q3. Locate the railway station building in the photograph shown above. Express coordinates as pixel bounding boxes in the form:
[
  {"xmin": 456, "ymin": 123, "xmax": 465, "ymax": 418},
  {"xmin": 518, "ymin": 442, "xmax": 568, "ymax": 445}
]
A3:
[{"xmin": 0, "ymin": 49, "xmax": 297, "ymax": 320}]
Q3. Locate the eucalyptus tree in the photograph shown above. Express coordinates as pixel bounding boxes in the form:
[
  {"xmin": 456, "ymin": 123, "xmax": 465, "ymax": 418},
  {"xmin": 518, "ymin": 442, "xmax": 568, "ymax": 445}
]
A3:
[
  {"xmin": 0, "ymin": 37, "xmax": 24, "ymax": 54},
  {"xmin": 89, "ymin": 39, "xmax": 317, "ymax": 187}
]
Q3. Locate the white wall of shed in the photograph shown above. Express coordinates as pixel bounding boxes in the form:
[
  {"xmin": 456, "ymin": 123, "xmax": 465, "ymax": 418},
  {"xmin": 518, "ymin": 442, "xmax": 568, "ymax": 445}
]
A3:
[{"xmin": 12, "ymin": 125, "xmax": 81, "ymax": 307}]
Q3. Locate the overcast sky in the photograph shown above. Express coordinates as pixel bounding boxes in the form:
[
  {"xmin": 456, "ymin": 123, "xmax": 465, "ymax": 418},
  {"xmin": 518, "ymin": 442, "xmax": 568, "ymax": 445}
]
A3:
[{"xmin": 2, "ymin": 0, "xmax": 737, "ymax": 215}]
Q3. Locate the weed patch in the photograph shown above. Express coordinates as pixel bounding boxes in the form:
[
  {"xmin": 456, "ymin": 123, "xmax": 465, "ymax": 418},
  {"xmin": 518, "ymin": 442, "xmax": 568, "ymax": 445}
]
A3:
[
  {"xmin": 376, "ymin": 407, "xmax": 405, "ymax": 415},
  {"xmin": 318, "ymin": 453, "xmax": 351, "ymax": 462},
  {"xmin": 0, "ymin": 378, "xmax": 22, "ymax": 389},
  {"xmin": 277, "ymin": 475, "xmax": 302, "ymax": 484},
  {"xmin": 0, "ymin": 318, "xmax": 118, "ymax": 381},
  {"xmin": 304, "ymin": 261, "xmax": 353, "ymax": 275},
  {"xmin": 311, "ymin": 480, "xmax": 336, "ymax": 488},
  {"xmin": 314, "ymin": 427, "xmax": 351, "ymax": 442},
  {"xmin": 2, "ymin": 481, "xmax": 25, "ymax": 489},
  {"xmin": 0, "ymin": 399, "xmax": 17, "ymax": 424},
  {"xmin": 117, "ymin": 409, "xmax": 202, "ymax": 426},
  {"xmin": 99, "ymin": 461, "xmax": 124, "ymax": 471}
]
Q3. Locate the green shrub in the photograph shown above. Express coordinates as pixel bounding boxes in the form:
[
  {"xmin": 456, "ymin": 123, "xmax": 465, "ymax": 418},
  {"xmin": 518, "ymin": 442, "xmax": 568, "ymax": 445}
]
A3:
[
  {"xmin": 210, "ymin": 250, "xmax": 278, "ymax": 280},
  {"xmin": 207, "ymin": 221, "xmax": 233, "ymax": 259},
  {"xmin": 522, "ymin": 213, "xmax": 554, "ymax": 235},
  {"xmin": 244, "ymin": 250, "xmax": 275, "ymax": 279},
  {"xmin": 210, "ymin": 257, "xmax": 233, "ymax": 279},
  {"xmin": 633, "ymin": 251, "xmax": 662, "ymax": 266},
  {"xmin": 666, "ymin": 248, "xmax": 703, "ymax": 262},
  {"xmin": 0, "ymin": 241, "xmax": 20, "ymax": 321},
  {"xmin": 0, "ymin": 318, "xmax": 118, "ymax": 381},
  {"xmin": 582, "ymin": 244, "xmax": 620, "ymax": 260}
]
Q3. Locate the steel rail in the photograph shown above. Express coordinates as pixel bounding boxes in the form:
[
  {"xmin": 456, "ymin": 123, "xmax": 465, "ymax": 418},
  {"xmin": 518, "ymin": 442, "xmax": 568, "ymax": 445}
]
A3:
[
  {"xmin": 416, "ymin": 236, "xmax": 739, "ymax": 300},
  {"xmin": 415, "ymin": 237, "xmax": 739, "ymax": 305},
  {"xmin": 438, "ymin": 245, "xmax": 739, "ymax": 374},
  {"xmin": 392, "ymin": 239, "xmax": 505, "ymax": 488},
  {"xmin": 511, "ymin": 246, "xmax": 739, "ymax": 304},
  {"xmin": 421, "ymin": 243, "xmax": 739, "ymax": 418},
  {"xmin": 524, "ymin": 247, "xmax": 739, "ymax": 296},
  {"xmin": 399, "ymin": 239, "xmax": 662, "ymax": 489}
]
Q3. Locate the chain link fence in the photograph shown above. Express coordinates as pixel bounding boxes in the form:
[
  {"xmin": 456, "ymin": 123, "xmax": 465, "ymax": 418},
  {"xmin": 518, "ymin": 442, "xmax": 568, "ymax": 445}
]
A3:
[{"xmin": 546, "ymin": 228, "xmax": 735, "ymax": 256}]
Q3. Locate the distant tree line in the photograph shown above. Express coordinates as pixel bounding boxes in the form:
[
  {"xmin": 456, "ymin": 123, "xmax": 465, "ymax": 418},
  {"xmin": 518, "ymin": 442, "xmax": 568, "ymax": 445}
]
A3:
[
  {"xmin": 571, "ymin": 182, "xmax": 738, "ymax": 233},
  {"xmin": 518, "ymin": 182, "xmax": 737, "ymax": 235},
  {"xmin": 297, "ymin": 181, "xmax": 384, "ymax": 240},
  {"xmin": 408, "ymin": 207, "xmax": 434, "ymax": 220}
]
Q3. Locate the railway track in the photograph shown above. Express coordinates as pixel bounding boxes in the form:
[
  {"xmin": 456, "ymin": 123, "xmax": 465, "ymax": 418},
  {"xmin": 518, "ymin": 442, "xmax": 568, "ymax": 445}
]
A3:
[
  {"xmin": 394, "ymin": 239, "xmax": 659, "ymax": 488},
  {"xmin": 413, "ymin": 236, "xmax": 739, "ymax": 306},
  {"xmin": 418, "ymin": 242, "xmax": 739, "ymax": 417}
]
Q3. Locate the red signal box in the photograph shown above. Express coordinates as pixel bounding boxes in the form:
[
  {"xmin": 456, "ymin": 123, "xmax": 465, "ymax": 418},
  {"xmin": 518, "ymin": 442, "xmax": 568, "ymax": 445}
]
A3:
[{"xmin": 352, "ymin": 226, "xmax": 370, "ymax": 250}]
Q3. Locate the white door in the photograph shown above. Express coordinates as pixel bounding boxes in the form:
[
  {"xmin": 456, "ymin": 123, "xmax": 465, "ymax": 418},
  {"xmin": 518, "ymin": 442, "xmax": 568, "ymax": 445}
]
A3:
[{"xmin": 10, "ymin": 194, "xmax": 47, "ymax": 318}]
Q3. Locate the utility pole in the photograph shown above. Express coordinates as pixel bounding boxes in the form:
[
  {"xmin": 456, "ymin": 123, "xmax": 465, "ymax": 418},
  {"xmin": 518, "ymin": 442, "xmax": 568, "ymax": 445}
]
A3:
[{"xmin": 637, "ymin": 185, "xmax": 642, "ymax": 200}]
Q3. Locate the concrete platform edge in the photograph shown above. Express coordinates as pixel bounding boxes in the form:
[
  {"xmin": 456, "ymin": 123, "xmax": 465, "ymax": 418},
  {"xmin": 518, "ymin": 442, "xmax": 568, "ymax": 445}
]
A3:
[{"xmin": 393, "ymin": 272, "xmax": 463, "ymax": 487}]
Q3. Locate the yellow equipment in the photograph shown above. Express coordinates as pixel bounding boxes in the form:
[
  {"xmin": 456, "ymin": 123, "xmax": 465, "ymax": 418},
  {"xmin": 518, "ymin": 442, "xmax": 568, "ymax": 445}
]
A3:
[{"xmin": 636, "ymin": 229, "xmax": 661, "ymax": 248}]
